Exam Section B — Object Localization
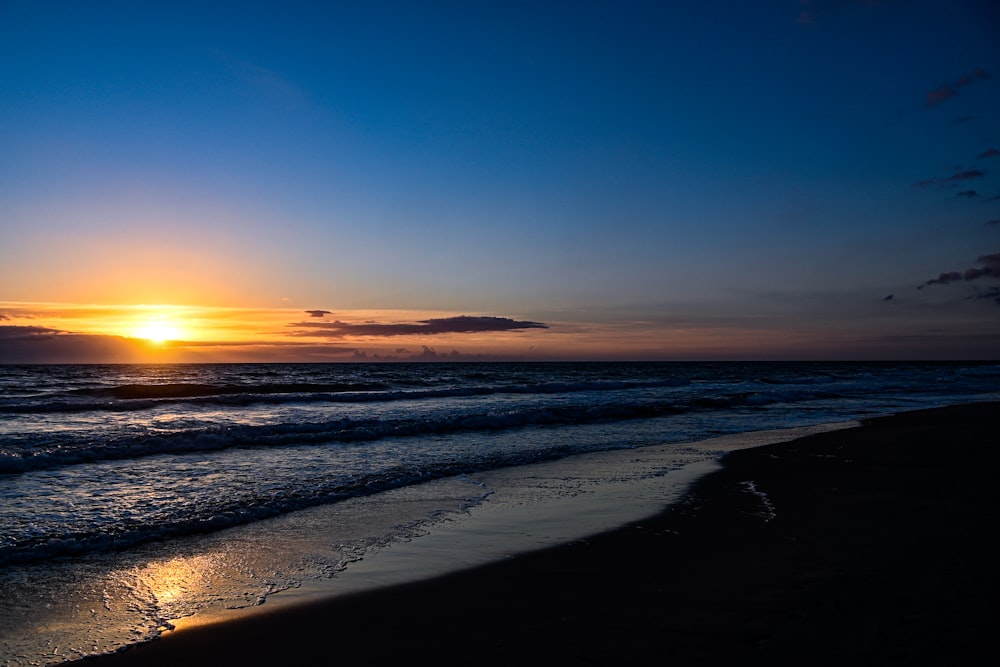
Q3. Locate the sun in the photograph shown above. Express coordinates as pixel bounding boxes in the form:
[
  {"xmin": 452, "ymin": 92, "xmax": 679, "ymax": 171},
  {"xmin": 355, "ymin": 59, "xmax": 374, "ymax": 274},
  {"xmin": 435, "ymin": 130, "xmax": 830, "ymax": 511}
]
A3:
[{"xmin": 131, "ymin": 319, "xmax": 184, "ymax": 344}]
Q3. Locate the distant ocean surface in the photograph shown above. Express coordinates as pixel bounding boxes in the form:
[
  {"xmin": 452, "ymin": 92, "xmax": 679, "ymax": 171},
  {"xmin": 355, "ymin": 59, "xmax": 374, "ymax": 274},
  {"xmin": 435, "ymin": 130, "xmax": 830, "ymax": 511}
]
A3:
[{"xmin": 2, "ymin": 361, "xmax": 999, "ymax": 664}]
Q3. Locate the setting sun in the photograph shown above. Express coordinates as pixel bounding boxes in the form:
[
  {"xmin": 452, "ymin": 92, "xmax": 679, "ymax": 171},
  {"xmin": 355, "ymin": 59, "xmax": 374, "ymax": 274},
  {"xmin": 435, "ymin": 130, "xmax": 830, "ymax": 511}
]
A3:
[
  {"xmin": 128, "ymin": 312, "xmax": 189, "ymax": 344},
  {"xmin": 133, "ymin": 321, "xmax": 180, "ymax": 343}
]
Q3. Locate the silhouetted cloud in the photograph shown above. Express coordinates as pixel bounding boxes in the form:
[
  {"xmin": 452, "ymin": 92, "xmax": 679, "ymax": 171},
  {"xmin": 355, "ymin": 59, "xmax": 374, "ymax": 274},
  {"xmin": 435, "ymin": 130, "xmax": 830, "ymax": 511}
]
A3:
[
  {"xmin": 0, "ymin": 326, "xmax": 153, "ymax": 363},
  {"xmin": 290, "ymin": 315, "xmax": 549, "ymax": 338},
  {"xmin": 979, "ymin": 148, "xmax": 999, "ymax": 159},
  {"xmin": 305, "ymin": 310, "xmax": 331, "ymax": 318},
  {"xmin": 413, "ymin": 345, "xmax": 462, "ymax": 360},
  {"xmin": 925, "ymin": 68, "xmax": 991, "ymax": 107},
  {"xmin": 348, "ymin": 345, "xmax": 498, "ymax": 362},
  {"xmin": 957, "ymin": 190, "xmax": 979, "ymax": 198},
  {"xmin": 883, "ymin": 294, "xmax": 893, "ymax": 301},
  {"xmin": 919, "ymin": 253, "xmax": 1000, "ymax": 290},
  {"xmin": 921, "ymin": 271, "xmax": 964, "ymax": 287},
  {"xmin": 0, "ymin": 325, "xmax": 64, "ymax": 340},
  {"xmin": 986, "ymin": 219, "xmax": 1000, "ymax": 227},
  {"xmin": 978, "ymin": 253, "xmax": 1000, "ymax": 272}
]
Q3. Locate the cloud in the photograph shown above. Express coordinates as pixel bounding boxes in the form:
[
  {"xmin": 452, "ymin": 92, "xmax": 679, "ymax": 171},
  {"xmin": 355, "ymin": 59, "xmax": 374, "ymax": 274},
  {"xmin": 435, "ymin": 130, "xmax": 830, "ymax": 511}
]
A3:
[
  {"xmin": 957, "ymin": 190, "xmax": 979, "ymax": 198},
  {"xmin": 413, "ymin": 345, "xmax": 462, "ymax": 360},
  {"xmin": 969, "ymin": 287, "xmax": 1000, "ymax": 305},
  {"xmin": 986, "ymin": 219, "xmax": 1000, "ymax": 227},
  {"xmin": 795, "ymin": 0, "xmax": 882, "ymax": 26},
  {"xmin": 979, "ymin": 148, "xmax": 999, "ymax": 159},
  {"xmin": 979, "ymin": 253, "xmax": 1000, "ymax": 273},
  {"xmin": 925, "ymin": 87, "xmax": 958, "ymax": 106},
  {"xmin": 0, "ymin": 326, "xmax": 152, "ymax": 363},
  {"xmin": 921, "ymin": 271, "xmax": 963, "ymax": 287},
  {"xmin": 305, "ymin": 310, "xmax": 332, "ymax": 318},
  {"xmin": 0, "ymin": 325, "xmax": 65, "ymax": 340},
  {"xmin": 289, "ymin": 315, "xmax": 549, "ymax": 338},
  {"xmin": 919, "ymin": 252, "xmax": 1000, "ymax": 290},
  {"xmin": 347, "ymin": 345, "xmax": 503, "ymax": 362},
  {"xmin": 913, "ymin": 167, "xmax": 987, "ymax": 190},
  {"xmin": 924, "ymin": 68, "xmax": 991, "ymax": 107},
  {"xmin": 948, "ymin": 169, "xmax": 985, "ymax": 182},
  {"xmin": 214, "ymin": 51, "xmax": 312, "ymax": 111}
]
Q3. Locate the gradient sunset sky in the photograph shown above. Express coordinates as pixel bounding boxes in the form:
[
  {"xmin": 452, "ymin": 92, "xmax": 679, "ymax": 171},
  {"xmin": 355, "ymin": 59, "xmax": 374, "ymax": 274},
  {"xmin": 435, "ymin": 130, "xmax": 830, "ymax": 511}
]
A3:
[{"xmin": 2, "ymin": 0, "xmax": 999, "ymax": 363}]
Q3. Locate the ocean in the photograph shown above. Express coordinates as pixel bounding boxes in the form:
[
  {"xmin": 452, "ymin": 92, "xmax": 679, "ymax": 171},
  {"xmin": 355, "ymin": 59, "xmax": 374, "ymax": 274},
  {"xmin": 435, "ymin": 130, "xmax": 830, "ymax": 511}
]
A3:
[{"xmin": 2, "ymin": 361, "xmax": 998, "ymax": 664}]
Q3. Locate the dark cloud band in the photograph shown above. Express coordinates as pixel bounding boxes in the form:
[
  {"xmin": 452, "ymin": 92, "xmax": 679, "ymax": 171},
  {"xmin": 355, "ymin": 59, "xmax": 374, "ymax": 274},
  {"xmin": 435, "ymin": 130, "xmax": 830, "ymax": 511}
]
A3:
[{"xmin": 290, "ymin": 315, "xmax": 549, "ymax": 338}]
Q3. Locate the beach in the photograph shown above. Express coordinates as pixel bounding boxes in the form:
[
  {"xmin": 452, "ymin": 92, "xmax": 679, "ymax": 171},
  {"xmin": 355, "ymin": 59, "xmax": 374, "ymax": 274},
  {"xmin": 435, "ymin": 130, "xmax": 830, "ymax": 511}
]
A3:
[{"xmin": 77, "ymin": 401, "xmax": 999, "ymax": 665}]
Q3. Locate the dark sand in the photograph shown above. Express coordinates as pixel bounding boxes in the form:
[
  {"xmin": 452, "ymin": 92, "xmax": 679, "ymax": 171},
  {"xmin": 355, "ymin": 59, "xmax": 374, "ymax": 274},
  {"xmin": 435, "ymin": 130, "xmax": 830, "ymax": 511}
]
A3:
[{"xmin": 81, "ymin": 402, "xmax": 999, "ymax": 666}]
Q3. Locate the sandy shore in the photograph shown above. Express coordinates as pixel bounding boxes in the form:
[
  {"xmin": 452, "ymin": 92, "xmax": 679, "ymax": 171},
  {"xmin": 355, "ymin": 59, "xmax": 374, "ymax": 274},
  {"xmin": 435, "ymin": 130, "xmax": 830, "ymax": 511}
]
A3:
[{"xmin": 80, "ymin": 402, "xmax": 999, "ymax": 666}]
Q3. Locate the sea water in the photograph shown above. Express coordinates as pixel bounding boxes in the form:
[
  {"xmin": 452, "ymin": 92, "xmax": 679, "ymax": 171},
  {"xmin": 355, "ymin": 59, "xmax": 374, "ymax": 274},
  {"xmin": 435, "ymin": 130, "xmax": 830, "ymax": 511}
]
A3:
[{"xmin": 1, "ymin": 361, "xmax": 998, "ymax": 664}]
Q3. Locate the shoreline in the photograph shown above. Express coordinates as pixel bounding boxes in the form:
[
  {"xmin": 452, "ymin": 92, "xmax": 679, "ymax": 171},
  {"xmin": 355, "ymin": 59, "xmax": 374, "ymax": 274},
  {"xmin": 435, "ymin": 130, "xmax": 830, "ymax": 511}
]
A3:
[
  {"xmin": 262, "ymin": 421, "xmax": 854, "ymax": 610},
  {"xmin": 0, "ymin": 420, "xmax": 856, "ymax": 663},
  {"xmin": 78, "ymin": 401, "xmax": 1000, "ymax": 665}
]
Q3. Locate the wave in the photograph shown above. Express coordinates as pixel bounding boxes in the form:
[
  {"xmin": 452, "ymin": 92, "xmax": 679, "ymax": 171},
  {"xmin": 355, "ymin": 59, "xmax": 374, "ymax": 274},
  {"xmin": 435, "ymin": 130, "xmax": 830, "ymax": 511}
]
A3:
[
  {"xmin": 3, "ymin": 361, "xmax": 998, "ymax": 569},
  {"xmin": 0, "ymin": 378, "xmax": 691, "ymax": 414},
  {"xmin": 0, "ymin": 465, "xmax": 487, "ymax": 567},
  {"xmin": 0, "ymin": 386, "xmax": 850, "ymax": 474},
  {"xmin": 73, "ymin": 381, "xmax": 389, "ymax": 399}
]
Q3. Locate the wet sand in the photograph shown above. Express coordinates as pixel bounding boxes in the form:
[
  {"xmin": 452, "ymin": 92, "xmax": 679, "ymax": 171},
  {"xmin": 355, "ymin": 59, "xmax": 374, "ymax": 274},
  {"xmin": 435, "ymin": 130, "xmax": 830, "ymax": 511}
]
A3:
[{"xmin": 81, "ymin": 402, "xmax": 999, "ymax": 665}]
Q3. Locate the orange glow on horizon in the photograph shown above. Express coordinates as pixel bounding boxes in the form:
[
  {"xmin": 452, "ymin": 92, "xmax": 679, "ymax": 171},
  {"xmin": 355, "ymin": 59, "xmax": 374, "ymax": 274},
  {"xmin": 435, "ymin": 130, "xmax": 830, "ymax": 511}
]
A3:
[{"xmin": 6, "ymin": 299, "xmax": 986, "ymax": 363}]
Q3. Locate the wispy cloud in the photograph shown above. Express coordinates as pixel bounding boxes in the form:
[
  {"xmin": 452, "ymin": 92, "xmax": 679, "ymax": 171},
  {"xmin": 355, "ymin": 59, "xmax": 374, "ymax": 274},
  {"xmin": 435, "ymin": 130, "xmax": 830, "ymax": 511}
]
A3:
[
  {"xmin": 979, "ymin": 148, "xmax": 999, "ymax": 159},
  {"xmin": 304, "ymin": 310, "xmax": 332, "ymax": 318},
  {"xmin": 213, "ymin": 50, "xmax": 312, "ymax": 111},
  {"xmin": 957, "ymin": 190, "xmax": 979, "ymax": 198},
  {"xmin": 948, "ymin": 169, "xmax": 986, "ymax": 181},
  {"xmin": 795, "ymin": 0, "xmax": 882, "ymax": 26},
  {"xmin": 912, "ymin": 164, "xmax": 986, "ymax": 190},
  {"xmin": 290, "ymin": 315, "xmax": 549, "ymax": 338},
  {"xmin": 924, "ymin": 68, "xmax": 991, "ymax": 107}
]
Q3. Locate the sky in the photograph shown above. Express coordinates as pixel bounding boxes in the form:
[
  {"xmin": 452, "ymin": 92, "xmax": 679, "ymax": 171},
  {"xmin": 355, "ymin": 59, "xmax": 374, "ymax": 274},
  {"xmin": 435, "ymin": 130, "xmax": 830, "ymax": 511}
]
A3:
[{"xmin": 1, "ymin": 0, "xmax": 999, "ymax": 363}]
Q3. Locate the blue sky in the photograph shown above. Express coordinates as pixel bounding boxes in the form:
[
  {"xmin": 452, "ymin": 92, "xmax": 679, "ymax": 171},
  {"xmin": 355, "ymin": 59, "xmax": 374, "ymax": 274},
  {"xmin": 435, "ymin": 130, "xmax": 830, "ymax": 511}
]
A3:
[{"xmin": 1, "ymin": 0, "xmax": 998, "ymax": 361}]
